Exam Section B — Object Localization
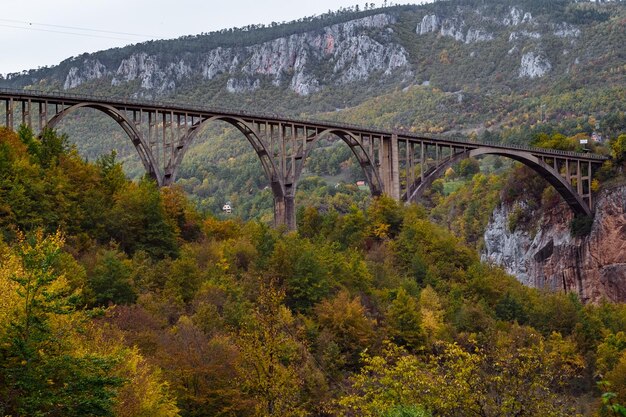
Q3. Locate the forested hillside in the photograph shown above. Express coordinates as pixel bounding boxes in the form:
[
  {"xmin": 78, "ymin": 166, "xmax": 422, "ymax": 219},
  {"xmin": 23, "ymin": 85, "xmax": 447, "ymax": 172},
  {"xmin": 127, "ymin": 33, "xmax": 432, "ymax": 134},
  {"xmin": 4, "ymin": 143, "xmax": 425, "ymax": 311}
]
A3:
[{"xmin": 2, "ymin": 126, "xmax": 626, "ymax": 416}]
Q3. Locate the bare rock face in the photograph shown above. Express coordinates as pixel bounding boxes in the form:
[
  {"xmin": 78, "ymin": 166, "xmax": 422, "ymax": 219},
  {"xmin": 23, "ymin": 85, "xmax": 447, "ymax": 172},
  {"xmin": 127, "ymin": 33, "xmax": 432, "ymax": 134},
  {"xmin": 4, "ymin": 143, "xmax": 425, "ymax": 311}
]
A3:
[
  {"xmin": 416, "ymin": 14, "xmax": 490, "ymax": 43},
  {"xmin": 61, "ymin": 13, "xmax": 408, "ymax": 97},
  {"xmin": 415, "ymin": 6, "xmax": 533, "ymax": 44},
  {"xmin": 227, "ymin": 13, "xmax": 408, "ymax": 94},
  {"xmin": 482, "ymin": 202, "xmax": 535, "ymax": 285},
  {"xmin": 519, "ymin": 51, "xmax": 552, "ymax": 78},
  {"xmin": 502, "ymin": 6, "xmax": 533, "ymax": 26},
  {"xmin": 417, "ymin": 14, "xmax": 440, "ymax": 35},
  {"xmin": 483, "ymin": 186, "xmax": 626, "ymax": 303},
  {"xmin": 509, "ymin": 30, "xmax": 542, "ymax": 42},
  {"xmin": 553, "ymin": 22, "xmax": 581, "ymax": 38},
  {"xmin": 63, "ymin": 59, "xmax": 108, "ymax": 90},
  {"xmin": 111, "ymin": 53, "xmax": 191, "ymax": 96}
]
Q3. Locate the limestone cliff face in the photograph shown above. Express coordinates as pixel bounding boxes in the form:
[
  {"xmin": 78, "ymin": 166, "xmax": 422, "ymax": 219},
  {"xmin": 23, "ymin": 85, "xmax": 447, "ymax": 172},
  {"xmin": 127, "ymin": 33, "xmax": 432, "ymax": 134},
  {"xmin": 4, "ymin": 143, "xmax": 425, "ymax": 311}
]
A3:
[
  {"xmin": 415, "ymin": 6, "xmax": 533, "ymax": 43},
  {"xmin": 483, "ymin": 186, "xmax": 626, "ymax": 303},
  {"xmin": 61, "ymin": 14, "xmax": 409, "ymax": 97},
  {"xmin": 519, "ymin": 51, "xmax": 552, "ymax": 78},
  {"xmin": 5, "ymin": 1, "xmax": 603, "ymax": 101},
  {"xmin": 414, "ymin": 5, "xmax": 574, "ymax": 79}
]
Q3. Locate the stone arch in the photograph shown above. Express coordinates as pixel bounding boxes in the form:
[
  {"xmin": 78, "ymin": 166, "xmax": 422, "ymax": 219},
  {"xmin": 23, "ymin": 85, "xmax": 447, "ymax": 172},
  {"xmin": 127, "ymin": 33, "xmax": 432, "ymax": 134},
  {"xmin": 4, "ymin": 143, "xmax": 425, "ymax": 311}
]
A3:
[
  {"xmin": 301, "ymin": 128, "xmax": 384, "ymax": 196},
  {"xmin": 405, "ymin": 147, "xmax": 591, "ymax": 216},
  {"xmin": 45, "ymin": 102, "xmax": 162, "ymax": 183}
]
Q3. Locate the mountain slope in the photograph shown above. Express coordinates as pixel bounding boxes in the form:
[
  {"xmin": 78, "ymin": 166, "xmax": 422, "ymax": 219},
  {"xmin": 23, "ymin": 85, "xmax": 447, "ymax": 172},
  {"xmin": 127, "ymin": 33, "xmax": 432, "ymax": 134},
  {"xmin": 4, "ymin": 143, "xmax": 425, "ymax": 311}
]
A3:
[{"xmin": 4, "ymin": 1, "xmax": 625, "ymax": 111}]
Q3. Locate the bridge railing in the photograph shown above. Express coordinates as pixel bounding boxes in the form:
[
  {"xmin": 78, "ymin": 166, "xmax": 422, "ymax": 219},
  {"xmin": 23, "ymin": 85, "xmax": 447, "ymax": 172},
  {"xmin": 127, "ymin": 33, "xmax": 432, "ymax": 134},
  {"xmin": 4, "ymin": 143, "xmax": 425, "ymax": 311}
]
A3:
[{"xmin": 0, "ymin": 87, "xmax": 609, "ymax": 162}]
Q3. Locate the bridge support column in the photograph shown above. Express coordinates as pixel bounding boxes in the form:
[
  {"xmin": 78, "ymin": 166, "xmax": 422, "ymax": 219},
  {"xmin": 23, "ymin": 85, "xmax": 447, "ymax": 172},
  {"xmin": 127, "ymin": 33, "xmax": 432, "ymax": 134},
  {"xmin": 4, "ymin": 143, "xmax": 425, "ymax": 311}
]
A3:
[
  {"xmin": 380, "ymin": 134, "xmax": 401, "ymax": 200},
  {"xmin": 274, "ymin": 194, "xmax": 296, "ymax": 230}
]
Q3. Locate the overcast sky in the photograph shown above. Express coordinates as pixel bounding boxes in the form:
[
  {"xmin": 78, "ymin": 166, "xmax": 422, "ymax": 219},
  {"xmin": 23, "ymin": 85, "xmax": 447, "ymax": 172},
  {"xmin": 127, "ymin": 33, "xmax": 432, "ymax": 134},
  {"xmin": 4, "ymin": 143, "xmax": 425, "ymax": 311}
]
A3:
[{"xmin": 0, "ymin": 0, "xmax": 428, "ymax": 76}]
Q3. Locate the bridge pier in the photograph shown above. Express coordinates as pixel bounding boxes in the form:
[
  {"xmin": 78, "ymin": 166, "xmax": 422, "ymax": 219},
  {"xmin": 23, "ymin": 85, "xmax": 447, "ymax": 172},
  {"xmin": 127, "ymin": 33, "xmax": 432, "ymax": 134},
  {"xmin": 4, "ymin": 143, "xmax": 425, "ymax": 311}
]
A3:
[
  {"xmin": 379, "ymin": 134, "xmax": 401, "ymax": 200},
  {"xmin": 274, "ymin": 195, "xmax": 296, "ymax": 230}
]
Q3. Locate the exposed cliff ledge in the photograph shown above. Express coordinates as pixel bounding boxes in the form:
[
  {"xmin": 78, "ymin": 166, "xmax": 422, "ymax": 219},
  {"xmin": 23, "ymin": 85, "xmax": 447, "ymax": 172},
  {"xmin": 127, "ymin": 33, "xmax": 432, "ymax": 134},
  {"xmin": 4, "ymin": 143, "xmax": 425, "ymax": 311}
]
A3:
[{"xmin": 483, "ymin": 186, "xmax": 626, "ymax": 303}]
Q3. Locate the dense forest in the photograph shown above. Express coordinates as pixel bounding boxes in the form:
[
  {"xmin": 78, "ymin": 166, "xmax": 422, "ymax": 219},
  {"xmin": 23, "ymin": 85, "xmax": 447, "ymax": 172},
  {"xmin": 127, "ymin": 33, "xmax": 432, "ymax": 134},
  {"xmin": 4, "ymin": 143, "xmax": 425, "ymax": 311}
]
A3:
[{"xmin": 1, "ymin": 126, "xmax": 626, "ymax": 416}]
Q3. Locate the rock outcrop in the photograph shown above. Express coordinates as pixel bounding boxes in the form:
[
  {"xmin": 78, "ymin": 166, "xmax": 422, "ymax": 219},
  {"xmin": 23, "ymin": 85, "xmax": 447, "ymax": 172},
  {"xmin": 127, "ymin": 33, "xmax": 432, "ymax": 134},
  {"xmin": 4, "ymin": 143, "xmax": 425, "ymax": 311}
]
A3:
[
  {"xmin": 32, "ymin": 3, "xmax": 593, "ymax": 100},
  {"xmin": 62, "ymin": 13, "xmax": 408, "ymax": 97},
  {"xmin": 416, "ymin": 14, "xmax": 494, "ymax": 43},
  {"xmin": 63, "ymin": 59, "xmax": 108, "ymax": 90},
  {"xmin": 415, "ymin": 6, "xmax": 534, "ymax": 44},
  {"xmin": 483, "ymin": 186, "xmax": 626, "ymax": 303},
  {"xmin": 519, "ymin": 51, "xmax": 552, "ymax": 78}
]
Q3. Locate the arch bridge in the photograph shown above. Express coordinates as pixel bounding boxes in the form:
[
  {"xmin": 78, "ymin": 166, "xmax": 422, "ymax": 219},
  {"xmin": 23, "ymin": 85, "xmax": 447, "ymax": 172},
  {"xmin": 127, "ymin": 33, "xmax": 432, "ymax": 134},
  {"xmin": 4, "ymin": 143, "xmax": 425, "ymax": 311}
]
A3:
[{"xmin": 0, "ymin": 88, "xmax": 608, "ymax": 229}]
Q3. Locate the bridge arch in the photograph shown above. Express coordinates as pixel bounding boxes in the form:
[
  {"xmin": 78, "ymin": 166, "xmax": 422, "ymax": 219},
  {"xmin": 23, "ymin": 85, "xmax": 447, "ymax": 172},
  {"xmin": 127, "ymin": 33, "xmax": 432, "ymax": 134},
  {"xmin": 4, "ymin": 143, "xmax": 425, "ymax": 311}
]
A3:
[
  {"xmin": 301, "ymin": 128, "xmax": 384, "ymax": 197},
  {"xmin": 45, "ymin": 102, "xmax": 162, "ymax": 183},
  {"xmin": 168, "ymin": 115, "xmax": 283, "ymax": 197},
  {"xmin": 405, "ymin": 147, "xmax": 591, "ymax": 216}
]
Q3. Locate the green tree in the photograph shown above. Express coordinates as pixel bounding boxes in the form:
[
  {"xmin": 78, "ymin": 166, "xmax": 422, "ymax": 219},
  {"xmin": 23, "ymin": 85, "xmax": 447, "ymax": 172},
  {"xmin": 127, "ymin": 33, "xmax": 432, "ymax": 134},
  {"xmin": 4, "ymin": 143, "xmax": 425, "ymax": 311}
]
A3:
[
  {"xmin": 458, "ymin": 158, "xmax": 480, "ymax": 178},
  {"xmin": 268, "ymin": 238, "xmax": 331, "ymax": 313},
  {"xmin": 86, "ymin": 249, "xmax": 137, "ymax": 307},
  {"xmin": 107, "ymin": 178, "xmax": 178, "ymax": 259},
  {"xmin": 96, "ymin": 150, "xmax": 127, "ymax": 196},
  {"xmin": 38, "ymin": 127, "xmax": 69, "ymax": 169},
  {"xmin": 387, "ymin": 288, "xmax": 424, "ymax": 349},
  {"xmin": 0, "ymin": 231, "xmax": 122, "ymax": 416}
]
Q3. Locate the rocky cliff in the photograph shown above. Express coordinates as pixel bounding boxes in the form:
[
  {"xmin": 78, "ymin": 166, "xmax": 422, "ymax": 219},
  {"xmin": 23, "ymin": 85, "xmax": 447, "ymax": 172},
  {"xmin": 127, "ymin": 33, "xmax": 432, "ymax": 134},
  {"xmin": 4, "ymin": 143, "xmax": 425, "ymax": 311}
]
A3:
[
  {"xmin": 59, "ymin": 14, "xmax": 409, "ymax": 98},
  {"xmin": 483, "ymin": 186, "xmax": 626, "ymax": 303}
]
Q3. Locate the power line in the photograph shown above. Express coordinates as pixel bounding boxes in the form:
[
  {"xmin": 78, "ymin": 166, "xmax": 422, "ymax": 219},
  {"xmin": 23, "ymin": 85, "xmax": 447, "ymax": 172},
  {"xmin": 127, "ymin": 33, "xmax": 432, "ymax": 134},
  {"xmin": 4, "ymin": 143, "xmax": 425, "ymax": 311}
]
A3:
[
  {"xmin": 0, "ymin": 18, "xmax": 159, "ymax": 39},
  {"xmin": 0, "ymin": 23, "xmax": 145, "ymax": 42}
]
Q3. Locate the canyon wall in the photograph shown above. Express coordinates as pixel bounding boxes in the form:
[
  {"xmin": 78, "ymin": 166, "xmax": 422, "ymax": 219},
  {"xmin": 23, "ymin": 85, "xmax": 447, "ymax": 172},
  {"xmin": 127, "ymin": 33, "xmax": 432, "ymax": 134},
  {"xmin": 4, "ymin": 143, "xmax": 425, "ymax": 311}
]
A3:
[{"xmin": 483, "ymin": 186, "xmax": 626, "ymax": 303}]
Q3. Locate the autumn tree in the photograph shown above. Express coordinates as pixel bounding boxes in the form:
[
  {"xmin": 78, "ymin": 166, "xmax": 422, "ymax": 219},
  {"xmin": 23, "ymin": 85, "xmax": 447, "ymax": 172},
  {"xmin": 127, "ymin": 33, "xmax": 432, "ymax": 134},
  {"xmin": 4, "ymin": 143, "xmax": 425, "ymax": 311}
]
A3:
[
  {"xmin": 0, "ymin": 231, "xmax": 122, "ymax": 416},
  {"xmin": 315, "ymin": 290, "xmax": 376, "ymax": 369},
  {"xmin": 236, "ymin": 278, "xmax": 307, "ymax": 417},
  {"xmin": 387, "ymin": 288, "xmax": 425, "ymax": 349},
  {"xmin": 340, "ymin": 326, "xmax": 584, "ymax": 417}
]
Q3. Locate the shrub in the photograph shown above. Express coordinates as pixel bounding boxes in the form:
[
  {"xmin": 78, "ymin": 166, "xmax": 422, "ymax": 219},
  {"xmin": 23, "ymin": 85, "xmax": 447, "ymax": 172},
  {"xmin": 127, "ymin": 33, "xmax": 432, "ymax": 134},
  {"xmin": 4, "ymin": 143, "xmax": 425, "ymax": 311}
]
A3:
[{"xmin": 570, "ymin": 215, "xmax": 593, "ymax": 238}]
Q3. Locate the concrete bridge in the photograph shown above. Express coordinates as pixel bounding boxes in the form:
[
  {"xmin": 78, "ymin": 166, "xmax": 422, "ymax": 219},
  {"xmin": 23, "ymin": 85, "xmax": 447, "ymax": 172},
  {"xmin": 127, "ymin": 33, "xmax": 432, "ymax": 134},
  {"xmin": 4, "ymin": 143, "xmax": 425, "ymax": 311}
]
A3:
[{"xmin": 0, "ymin": 88, "xmax": 608, "ymax": 229}]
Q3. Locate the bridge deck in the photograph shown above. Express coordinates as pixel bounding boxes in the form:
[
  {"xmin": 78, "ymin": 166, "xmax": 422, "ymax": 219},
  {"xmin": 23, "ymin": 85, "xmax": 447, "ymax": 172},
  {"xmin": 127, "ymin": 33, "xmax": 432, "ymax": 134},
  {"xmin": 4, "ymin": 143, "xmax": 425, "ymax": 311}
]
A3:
[{"xmin": 0, "ymin": 87, "xmax": 608, "ymax": 163}]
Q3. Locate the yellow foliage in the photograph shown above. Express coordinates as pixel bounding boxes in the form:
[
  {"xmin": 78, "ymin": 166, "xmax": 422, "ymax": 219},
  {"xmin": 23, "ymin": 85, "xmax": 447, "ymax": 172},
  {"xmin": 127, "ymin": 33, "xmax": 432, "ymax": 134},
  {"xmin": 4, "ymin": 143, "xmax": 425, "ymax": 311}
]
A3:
[
  {"xmin": 1, "ymin": 231, "xmax": 76, "ymax": 322},
  {"xmin": 203, "ymin": 216, "xmax": 241, "ymax": 240},
  {"xmin": 115, "ymin": 347, "xmax": 181, "ymax": 417},
  {"xmin": 606, "ymin": 352, "xmax": 626, "ymax": 404},
  {"xmin": 419, "ymin": 285, "xmax": 445, "ymax": 342},
  {"xmin": 339, "ymin": 328, "xmax": 584, "ymax": 417},
  {"xmin": 73, "ymin": 321, "xmax": 181, "ymax": 417},
  {"xmin": 316, "ymin": 290, "xmax": 375, "ymax": 349},
  {"xmin": 373, "ymin": 222, "xmax": 390, "ymax": 239},
  {"xmin": 0, "ymin": 246, "xmax": 21, "ymax": 338},
  {"xmin": 439, "ymin": 49, "xmax": 451, "ymax": 64},
  {"xmin": 591, "ymin": 178, "xmax": 601, "ymax": 193},
  {"xmin": 236, "ymin": 281, "xmax": 307, "ymax": 417}
]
